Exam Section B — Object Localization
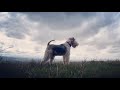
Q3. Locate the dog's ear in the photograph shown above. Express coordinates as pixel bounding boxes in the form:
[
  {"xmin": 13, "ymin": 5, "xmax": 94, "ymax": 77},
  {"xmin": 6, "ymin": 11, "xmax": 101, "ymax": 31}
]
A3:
[{"xmin": 69, "ymin": 37, "xmax": 75, "ymax": 41}]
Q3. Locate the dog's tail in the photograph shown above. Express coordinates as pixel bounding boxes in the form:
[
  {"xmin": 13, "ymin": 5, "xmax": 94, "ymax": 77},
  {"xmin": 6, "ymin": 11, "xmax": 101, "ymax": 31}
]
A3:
[{"xmin": 47, "ymin": 40, "xmax": 55, "ymax": 45}]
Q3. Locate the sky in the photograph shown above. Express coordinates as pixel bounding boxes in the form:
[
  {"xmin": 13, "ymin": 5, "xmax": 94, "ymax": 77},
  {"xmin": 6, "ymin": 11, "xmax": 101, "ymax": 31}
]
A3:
[{"xmin": 0, "ymin": 12, "xmax": 120, "ymax": 61}]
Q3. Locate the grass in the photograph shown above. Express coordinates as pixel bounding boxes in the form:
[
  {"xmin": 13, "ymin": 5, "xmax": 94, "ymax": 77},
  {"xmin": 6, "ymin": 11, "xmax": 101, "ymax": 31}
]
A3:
[{"xmin": 0, "ymin": 57, "xmax": 120, "ymax": 78}]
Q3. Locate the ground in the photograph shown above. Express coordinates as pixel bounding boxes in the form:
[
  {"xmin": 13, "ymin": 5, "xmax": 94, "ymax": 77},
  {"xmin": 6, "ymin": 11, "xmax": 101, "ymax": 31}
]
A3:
[{"xmin": 0, "ymin": 57, "xmax": 120, "ymax": 78}]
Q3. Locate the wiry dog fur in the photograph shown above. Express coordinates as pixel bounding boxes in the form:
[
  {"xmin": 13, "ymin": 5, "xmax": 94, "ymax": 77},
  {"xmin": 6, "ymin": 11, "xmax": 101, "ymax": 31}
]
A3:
[{"xmin": 41, "ymin": 37, "xmax": 79, "ymax": 64}]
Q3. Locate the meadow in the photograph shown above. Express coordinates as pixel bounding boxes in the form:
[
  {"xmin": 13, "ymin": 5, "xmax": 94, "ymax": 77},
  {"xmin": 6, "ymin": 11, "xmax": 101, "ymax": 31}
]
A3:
[{"xmin": 0, "ymin": 56, "xmax": 120, "ymax": 78}]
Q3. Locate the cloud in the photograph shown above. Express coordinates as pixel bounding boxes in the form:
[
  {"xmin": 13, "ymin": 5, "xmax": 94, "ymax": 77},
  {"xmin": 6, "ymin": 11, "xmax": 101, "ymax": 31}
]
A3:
[
  {"xmin": 0, "ymin": 12, "xmax": 10, "ymax": 22},
  {"xmin": 1, "ymin": 12, "xmax": 120, "ymax": 60},
  {"xmin": 26, "ymin": 12, "xmax": 120, "ymax": 45},
  {"xmin": 22, "ymin": 12, "xmax": 97, "ymax": 30},
  {"xmin": 0, "ymin": 12, "xmax": 31, "ymax": 39}
]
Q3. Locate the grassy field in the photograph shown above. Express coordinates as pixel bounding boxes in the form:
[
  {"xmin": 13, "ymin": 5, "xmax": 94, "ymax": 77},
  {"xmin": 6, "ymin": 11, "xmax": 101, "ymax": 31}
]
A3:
[{"xmin": 0, "ymin": 57, "xmax": 120, "ymax": 78}]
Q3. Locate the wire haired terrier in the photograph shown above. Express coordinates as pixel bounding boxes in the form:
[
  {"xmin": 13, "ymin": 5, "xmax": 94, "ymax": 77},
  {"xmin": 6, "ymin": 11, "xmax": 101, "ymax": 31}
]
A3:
[{"xmin": 41, "ymin": 37, "xmax": 79, "ymax": 64}]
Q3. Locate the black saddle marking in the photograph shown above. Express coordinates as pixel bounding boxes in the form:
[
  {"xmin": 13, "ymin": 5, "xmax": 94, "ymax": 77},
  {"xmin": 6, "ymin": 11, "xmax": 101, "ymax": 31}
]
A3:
[{"xmin": 52, "ymin": 44, "xmax": 67, "ymax": 55}]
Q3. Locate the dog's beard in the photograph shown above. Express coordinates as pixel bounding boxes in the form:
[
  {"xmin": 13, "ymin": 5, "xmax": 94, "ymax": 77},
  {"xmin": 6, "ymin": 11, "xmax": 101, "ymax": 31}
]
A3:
[{"xmin": 72, "ymin": 44, "xmax": 77, "ymax": 48}]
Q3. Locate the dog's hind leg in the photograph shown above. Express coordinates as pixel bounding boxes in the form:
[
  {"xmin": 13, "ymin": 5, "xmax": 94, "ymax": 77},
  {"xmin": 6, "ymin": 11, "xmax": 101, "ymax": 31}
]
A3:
[
  {"xmin": 41, "ymin": 50, "xmax": 50, "ymax": 64},
  {"xmin": 50, "ymin": 56, "xmax": 55, "ymax": 65}
]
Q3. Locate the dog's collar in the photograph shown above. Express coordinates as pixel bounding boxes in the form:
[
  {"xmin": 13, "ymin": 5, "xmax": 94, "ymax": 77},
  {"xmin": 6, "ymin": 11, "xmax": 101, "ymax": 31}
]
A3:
[{"xmin": 67, "ymin": 42, "xmax": 71, "ymax": 47}]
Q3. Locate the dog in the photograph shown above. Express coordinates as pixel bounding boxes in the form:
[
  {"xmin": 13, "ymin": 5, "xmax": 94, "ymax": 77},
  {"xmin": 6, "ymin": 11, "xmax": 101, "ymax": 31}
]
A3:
[{"xmin": 41, "ymin": 37, "xmax": 79, "ymax": 64}]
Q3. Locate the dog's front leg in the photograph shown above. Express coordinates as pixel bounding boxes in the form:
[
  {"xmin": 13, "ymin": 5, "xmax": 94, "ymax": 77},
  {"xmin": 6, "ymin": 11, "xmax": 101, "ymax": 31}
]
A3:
[{"xmin": 65, "ymin": 54, "xmax": 70, "ymax": 65}]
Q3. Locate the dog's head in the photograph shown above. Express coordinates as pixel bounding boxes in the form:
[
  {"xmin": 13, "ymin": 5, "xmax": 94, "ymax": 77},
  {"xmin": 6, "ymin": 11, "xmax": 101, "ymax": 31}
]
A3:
[{"xmin": 67, "ymin": 37, "xmax": 79, "ymax": 48}]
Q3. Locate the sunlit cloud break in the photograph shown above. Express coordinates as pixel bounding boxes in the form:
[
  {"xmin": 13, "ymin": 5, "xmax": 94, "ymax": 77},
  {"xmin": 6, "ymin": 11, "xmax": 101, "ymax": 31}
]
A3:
[{"xmin": 0, "ymin": 12, "xmax": 120, "ymax": 61}]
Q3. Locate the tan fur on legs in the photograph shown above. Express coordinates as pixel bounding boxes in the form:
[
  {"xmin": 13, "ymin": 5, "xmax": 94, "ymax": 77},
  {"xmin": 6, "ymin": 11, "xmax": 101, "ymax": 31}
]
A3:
[
  {"xmin": 63, "ymin": 55, "xmax": 66, "ymax": 64},
  {"xmin": 41, "ymin": 49, "xmax": 50, "ymax": 64},
  {"xmin": 66, "ymin": 55, "xmax": 70, "ymax": 65},
  {"xmin": 49, "ymin": 55, "xmax": 55, "ymax": 64}
]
